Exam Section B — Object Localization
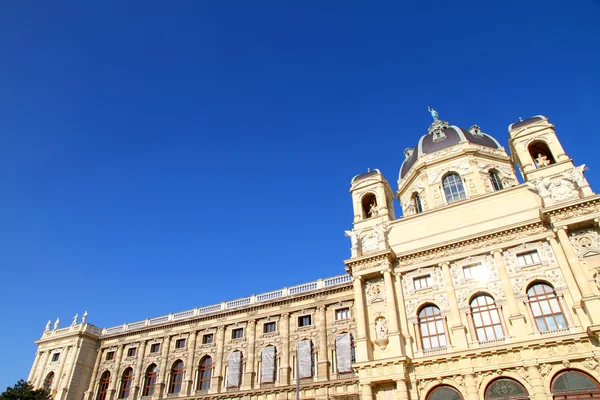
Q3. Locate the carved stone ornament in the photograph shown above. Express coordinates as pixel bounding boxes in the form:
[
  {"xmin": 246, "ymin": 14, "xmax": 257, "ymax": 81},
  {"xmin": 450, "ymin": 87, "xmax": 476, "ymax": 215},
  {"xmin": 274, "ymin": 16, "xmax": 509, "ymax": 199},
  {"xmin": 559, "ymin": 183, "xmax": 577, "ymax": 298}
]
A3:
[
  {"xmin": 373, "ymin": 317, "xmax": 389, "ymax": 350},
  {"xmin": 538, "ymin": 364, "xmax": 552, "ymax": 377},
  {"xmin": 569, "ymin": 229, "xmax": 600, "ymax": 257},
  {"xmin": 528, "ymin": 165, "xmax": 588, "ymax": 205},
  {"xmin": 583, "ymin": 358, "xmax": 600, "ymax": 371},
  {"xmin": 366, "ymin": 280, "xmax": 385, "ymax": 304}
]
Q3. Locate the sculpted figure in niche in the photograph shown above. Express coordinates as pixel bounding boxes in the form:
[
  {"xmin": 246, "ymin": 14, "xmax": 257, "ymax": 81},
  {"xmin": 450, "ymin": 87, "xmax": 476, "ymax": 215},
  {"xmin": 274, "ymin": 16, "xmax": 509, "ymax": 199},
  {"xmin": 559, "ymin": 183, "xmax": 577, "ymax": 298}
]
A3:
[
  {"xmin": 535, "ymin": 153, "xmax": 550, "ymax": 168},
  {"xmin": 368, "ymin": 199, "xmax": 378, "ymax": 218},
  {"xmin": 375, "ymin": 317, "xmax": 388, "ymax": 340}
]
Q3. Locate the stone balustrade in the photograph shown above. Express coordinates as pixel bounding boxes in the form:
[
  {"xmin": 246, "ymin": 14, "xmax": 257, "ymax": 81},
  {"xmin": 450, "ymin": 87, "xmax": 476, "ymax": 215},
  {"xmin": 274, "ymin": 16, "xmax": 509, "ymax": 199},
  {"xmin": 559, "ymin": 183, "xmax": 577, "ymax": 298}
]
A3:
[{"xmin": 99, "ymin": 274, "xmax": 352, "ymax": 336}]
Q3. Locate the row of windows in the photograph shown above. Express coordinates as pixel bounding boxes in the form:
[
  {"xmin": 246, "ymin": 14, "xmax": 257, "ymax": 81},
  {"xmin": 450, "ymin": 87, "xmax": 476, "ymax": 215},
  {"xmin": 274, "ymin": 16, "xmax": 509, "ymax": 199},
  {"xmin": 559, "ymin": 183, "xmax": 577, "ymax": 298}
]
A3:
[
  {"xmin": 90, "ymin": 335, "xmax": 355, "ymax": 400},
  {"xmin": 417, "ymin": 282, "xmax": 567, "ymax": 351},
  {"xmin": 410, "ymin": 170, "xmax": 505, "ymax": 214},
  {"xmin": 411, "ymin": 250, "xmax": 541, "ymax": 291},
  {"xmin": 426, "ymin": 370, "xmax": 600, "ymax": 400}
]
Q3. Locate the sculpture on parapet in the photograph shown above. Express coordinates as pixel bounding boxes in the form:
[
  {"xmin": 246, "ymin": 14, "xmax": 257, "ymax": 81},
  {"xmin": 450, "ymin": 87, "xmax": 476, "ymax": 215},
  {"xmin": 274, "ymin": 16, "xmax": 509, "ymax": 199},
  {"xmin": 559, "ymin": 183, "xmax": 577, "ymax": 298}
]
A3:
[
  {"xmin": 72, "ymin": 314, "xmax": 78, "ymax": 326},
  {"xmin": 82, "ymin": 311, "xmax": 88, "ymax": 324},
  {"xmin": 45, "ymin": 320, "xmax": 51, "ymax": 332},
  {"xmin": 53, "ymin": 318, "xmax": 60, "ymax": 330}
]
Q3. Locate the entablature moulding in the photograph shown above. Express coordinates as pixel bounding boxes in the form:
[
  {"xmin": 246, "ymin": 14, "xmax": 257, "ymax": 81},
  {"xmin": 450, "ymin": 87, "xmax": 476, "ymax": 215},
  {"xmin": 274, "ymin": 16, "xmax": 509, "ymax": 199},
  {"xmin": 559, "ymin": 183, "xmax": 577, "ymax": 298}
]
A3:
[
  {"xmin": 95, "ymin": 289, "xmax": 354, "ymax": 343},
  {"xmin": 344, "ymin": 249, "xmax": 396, "ymax": 277},
  {"xmin": 543, "ymin": 195, "xmax": 600, "ymax": 227}
]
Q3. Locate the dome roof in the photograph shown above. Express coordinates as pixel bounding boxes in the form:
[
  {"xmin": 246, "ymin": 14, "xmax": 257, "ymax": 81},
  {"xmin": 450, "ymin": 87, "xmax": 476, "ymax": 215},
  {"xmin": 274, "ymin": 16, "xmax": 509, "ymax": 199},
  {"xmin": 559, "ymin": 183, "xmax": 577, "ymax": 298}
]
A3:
[{"xmin": 399, "ymin": 122, "xmax": 502, "ymax": 180}]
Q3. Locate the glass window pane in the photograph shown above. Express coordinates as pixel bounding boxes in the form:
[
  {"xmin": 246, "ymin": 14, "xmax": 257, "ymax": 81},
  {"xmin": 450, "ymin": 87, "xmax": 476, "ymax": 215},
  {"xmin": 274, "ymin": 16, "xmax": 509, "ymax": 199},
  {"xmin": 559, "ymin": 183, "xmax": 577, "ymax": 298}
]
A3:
[
  {"xmin": 490, "ymin": 310, "xmax": 500, "ymax": 324},
  {"xmin": 555, "ymin": 314, "xmax": 567, "ymax": 329},
  {"xmin": 436, "ymin": 320, "xmax": 444, "ymax": 333},
  {"xmin": 473, "ymin": 313, "xmax": 482, "ymax": 327},
  {"xmin": 531, "ymin": 302, "xmax": 541, "ymax": 316},
  {"xmin": 420, "ymin": 323, "xmax": 429, "ymax": 336},
  {"xmin": 549, "ymin": 298, "xmax": 561, "ymax": 313},
  {"xmin": 540, "ymin": 301, "xmax": 552, "ymax": 315},
  {"xmin": 546, "ymin": 316, "xmax": 557, "ymax": 331},
  {"xmin": 494, "ymin": 325, "xmax": 504, "ymax": 339},
  {"xmin": 439, "ymin": 335, "xmax": 447, "ymax": 347},
  {"xmin": 430, "ymin": 336, "xmax": 439, "ymax": 348}
]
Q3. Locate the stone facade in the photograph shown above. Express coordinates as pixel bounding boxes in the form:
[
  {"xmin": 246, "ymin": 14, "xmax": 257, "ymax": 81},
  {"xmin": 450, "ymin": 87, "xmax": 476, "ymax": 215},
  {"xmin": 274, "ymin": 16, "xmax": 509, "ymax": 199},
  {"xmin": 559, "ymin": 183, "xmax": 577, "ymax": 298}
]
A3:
[{"xmin": 29, "ymin": 114, "xmax": 600, "ymax": 400}]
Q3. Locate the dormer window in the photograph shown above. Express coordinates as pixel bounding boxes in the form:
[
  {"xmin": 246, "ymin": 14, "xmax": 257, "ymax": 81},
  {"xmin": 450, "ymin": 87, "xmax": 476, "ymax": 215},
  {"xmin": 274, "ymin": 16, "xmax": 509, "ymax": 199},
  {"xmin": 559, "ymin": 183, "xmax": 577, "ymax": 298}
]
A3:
[
  {"xmin": 489, "ymin": 170, "xmax": 504, "ymax": 191},
  {"xmin": 443, "ymin": 174, "xmax": 466, "ymax": 204},
  {"xmin": 404, "ymin": 147, "xmax": 414, "ymax": 159},
  {"xmin": 469, "ymin": 125, "xmax": 484, "ymax": 137},
  {"xmin": 411, "ymin": 193, "xmax": 423, "ymax": 214}
]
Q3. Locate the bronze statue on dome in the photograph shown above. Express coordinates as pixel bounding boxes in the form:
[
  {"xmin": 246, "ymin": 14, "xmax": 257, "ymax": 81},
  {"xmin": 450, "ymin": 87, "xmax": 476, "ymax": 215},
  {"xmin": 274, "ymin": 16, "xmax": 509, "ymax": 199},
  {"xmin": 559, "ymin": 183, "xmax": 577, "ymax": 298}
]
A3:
[{"xmin": 428, "ymin": 106, "xmax": 439, "ymax": 121}]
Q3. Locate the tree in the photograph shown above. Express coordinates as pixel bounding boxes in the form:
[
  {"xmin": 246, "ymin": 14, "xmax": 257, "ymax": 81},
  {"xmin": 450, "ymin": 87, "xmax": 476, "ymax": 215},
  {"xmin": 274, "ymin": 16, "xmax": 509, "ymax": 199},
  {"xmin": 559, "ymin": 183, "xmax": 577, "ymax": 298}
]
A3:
[{"xmin": 0, "ymin": 380, "xmax": 51, "ymax": 400}]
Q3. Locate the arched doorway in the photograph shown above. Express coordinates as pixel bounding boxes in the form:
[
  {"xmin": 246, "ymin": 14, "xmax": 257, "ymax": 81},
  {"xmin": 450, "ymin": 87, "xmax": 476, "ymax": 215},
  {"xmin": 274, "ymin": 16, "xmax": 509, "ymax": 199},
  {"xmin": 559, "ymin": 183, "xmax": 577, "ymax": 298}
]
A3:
[
  {"xmin": 552, "ymin": 369, "xmax": 600, "ymax": 399},
  {"xmin": 485, "ymin": 378, "xmax": 529, "ymax": 400}
]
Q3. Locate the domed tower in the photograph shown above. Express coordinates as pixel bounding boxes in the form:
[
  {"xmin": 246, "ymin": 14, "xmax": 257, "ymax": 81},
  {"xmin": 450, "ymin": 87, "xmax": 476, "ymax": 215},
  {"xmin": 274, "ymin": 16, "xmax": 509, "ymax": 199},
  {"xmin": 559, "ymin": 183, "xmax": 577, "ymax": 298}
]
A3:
[{"xmin": 397, "ymin": 109, "xmax": 518, "ymax": 215}]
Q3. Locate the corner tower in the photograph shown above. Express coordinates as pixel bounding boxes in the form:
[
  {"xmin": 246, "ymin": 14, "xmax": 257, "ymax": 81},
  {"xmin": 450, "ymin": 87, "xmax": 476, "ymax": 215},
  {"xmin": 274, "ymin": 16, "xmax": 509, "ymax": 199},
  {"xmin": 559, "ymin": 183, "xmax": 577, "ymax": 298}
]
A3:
[{"xmin": 508, "ymin": 115, "xmax": 594, "ymax": 206}]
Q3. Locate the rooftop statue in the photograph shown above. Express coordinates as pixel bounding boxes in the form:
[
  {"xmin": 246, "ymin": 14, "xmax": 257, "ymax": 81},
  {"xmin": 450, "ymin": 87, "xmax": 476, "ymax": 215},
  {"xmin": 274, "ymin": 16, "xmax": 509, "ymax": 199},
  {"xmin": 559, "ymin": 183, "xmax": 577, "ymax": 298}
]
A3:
[{"xmin": 428, "ymin": 106, "xmax": 439, "ymax": 121}]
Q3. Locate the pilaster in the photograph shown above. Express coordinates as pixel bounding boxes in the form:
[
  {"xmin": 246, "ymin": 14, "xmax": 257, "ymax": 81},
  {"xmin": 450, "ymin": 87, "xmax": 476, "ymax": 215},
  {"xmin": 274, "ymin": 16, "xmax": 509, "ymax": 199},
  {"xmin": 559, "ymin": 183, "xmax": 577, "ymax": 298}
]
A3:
[
  {"xmin": 84, "ymin": 348, "xmax": 103, "ymax": 400},
  {"xmin": 184, "ymin": 331, "xmax": 198, "ymax": 395},
  {"xmin": 242, "ymin": 320, "xmax": 256, "ymax": 390},
  {"xmin": 353, "ymin": 276, "xmax": 370, "ymax": 361},
  {"xmin": 278, "ymin": 313, "xmax": 290, "ymax": 386},
  {"xmin": 209, "ymin": 327, "xmax": 224, "ymax": 394},
  {"xmin": 316, "ymin": 306, "xmax": 329, "ymax": 381},
  {"xmin": 382, "ymin": 269, "xmax": 402, "ymax": 354},
  {"xmin": 491, "ymin": 249, "xmax": 526, "ymax": 333},
  {"xmin": 440, "ymin": 262, "xmax": 467, "ymax": 349}
]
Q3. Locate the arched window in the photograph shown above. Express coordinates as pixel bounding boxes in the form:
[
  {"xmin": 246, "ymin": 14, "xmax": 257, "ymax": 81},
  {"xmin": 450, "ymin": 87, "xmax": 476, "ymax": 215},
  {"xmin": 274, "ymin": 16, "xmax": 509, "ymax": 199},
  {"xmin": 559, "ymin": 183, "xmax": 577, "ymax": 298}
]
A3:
[
  {"xmin": 362, "ymin": 193, "xmax": 378, "ymax": 219},
  {"xmin": 527, "ymin": 282, "xmax": 567, "ymax": 332},
  {"xmin": 443, "ymin": 174, "xmax": 466, "ymax": 204},
  {"xmin": 485, "ymin": 378, "xmax": 529, "ymax": 400},
  {"xmin": 427, "ymin": 385, "xmax": 463, "ymax": 400},
  {"xmin": 418, "ymin": 305, "xmax": 447, "ymax": 350},
  {"xmin": 119, "ymin": 368, "xmax": 133, "ymax": 399},
  {"xmin": 43, "ymin": 372, "xmax": 54, "ymax": 391},
  {"xmin": 528, "ymin": 141, "xmax": 555, "ymax": 168},
  {"xmin": 169, "ymin": 360, "xmax": 184, "ymax": 394},
  {"xmin": 142, "ymin": 364, "xmax": 158, "ymax": 396},
  {"xmin": 552, "ymin": 370, "xmax": 600, "ymax": 399},
  {"xmin": 412, "ymin": 192, "xmax": 423, "ymax": 214},
  {"xmin": 197, "ymin": 356, "xmax": 212, "ymax": 391},
  {"xmin": 489, "ymin": 170, "xmax": 504, "ymax": 191},
  {"xmin": 470, "ymin": 295, "xmax": 504, "ymax": 342},
  {"xmin": 97, "ymin": 372, "xmax": 111, "ymax": 400}
]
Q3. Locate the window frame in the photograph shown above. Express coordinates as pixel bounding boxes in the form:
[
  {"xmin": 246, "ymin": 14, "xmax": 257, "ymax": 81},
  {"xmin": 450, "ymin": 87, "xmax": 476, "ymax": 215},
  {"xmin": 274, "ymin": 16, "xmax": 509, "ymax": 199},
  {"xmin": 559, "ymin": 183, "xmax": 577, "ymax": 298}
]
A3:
[
  {"xmin": 97, "ymin": 372, "xmax": 111, "ymax": 400},
  {"xmin": 51, "ymin": 353, "xmax": 60, "ymax": 362},
  {"xmin": 412, "ymin": 192, "xmax": 423, "ymax": 214},
  {"xmin": 142, "ymin": 364, "xmax": 158, "ymax": 397},
  {"xmin": 335, "ymin": 307, "xmax": 351, "ymax": 321},
  {"xmin": 413, "ymin": 274, "xmax": 433, "ymax": 290},
  {"xmin": 527, "ymin": 282, "xmax": 568, "ymax": 332},
  {"xmin": 469, "ymin": 294, "xmax": 504, "ymax": 342},
  {"xmin": 126, "ymin": 347, "xmax": 137, "ymax": 358},
  {"xmin": 118, "ymin": 368, "xmax": 133, "ymax": 399},
  {"xmin": 106, "ymin": 351, "xmax": 115, "ymax": 361},
  {"xmin": 516, "ymin": 250, "xmax": 541, "ymax": 267},
  {"xmin": 175, "ymin": 338, "xmax": 186, "ymax": 349},
  {"xmin": 298, "ymin": 315, "xmax": 312, "ymax": 328},
  {"xmin": 489, "ymin": 170, "xmax": 504, "ymax": 191},
  {"xmin": 263, "ymin": 321, "xmax": 277, "ymax": 334},
  {"xmin": 442, "ymin": 173, "xmax": 467, "ymax": 204},
  {"xmin": 231, "ymin": 328, "xmax": 244, "ymax": 339},
  {"xmin": 202, "ymin": 334, "xmax": 214, "ymax": 345},
  {"xmin": 149, "ymin": 343, "xmax": 160, "ymax": 353},
  {"xmin": 169, "ymin": 360, "xmax": 184, "ymax": 394},
  {"xmin": 197, "ymin": 356, "xmax": 213, "ymax": 391},
  {"xmin": 417, "ymin": 305, "xmax": 448, "ymax": 351}
]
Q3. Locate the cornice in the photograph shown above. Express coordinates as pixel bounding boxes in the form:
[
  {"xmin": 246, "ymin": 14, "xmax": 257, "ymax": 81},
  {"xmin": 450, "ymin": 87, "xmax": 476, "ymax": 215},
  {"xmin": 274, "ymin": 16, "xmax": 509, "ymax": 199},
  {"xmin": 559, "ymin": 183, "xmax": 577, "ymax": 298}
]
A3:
[
  {"xmin": 542, "ymin": 195, "xmax": 600, "ymax": 225},
  {"xmin": 344, "ymin": 248, "xmax": 396, "ymax": 275},
  {"xmin": 395, "ymin": 221, "xmax": 548, "ymax": 268}
]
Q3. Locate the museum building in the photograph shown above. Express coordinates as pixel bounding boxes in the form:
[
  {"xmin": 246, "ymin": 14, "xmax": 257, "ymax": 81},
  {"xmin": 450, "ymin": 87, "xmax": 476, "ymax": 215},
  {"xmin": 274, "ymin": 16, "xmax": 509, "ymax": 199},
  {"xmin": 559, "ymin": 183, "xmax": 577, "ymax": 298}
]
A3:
[{"xmin": 28, "ymin": 114, "xmax": 600, "ymax": 400}]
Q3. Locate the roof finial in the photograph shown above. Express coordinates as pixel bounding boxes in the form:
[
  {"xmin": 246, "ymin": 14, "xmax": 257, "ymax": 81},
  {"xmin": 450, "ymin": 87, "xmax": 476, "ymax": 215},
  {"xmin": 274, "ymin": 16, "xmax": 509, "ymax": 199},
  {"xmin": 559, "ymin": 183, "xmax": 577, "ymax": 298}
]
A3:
[
  {"xmin": 428, "ymin": 106, "xmax": 439, "ymax": 121},
  {"xmin": 519, "ymin": 117, "xmax": 523, "ymax": 122}
]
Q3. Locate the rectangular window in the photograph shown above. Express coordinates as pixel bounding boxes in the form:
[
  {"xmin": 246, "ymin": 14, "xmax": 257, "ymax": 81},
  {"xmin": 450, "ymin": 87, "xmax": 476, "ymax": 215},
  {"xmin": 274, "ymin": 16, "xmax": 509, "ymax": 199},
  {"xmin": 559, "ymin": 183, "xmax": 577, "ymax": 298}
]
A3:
[
  {"xmin": 263, "ymin": 322, "xmax": 277, "ymax": 334},
  {"xmin": 51, "ymin": 353, "xmax": 60, "ymax": 362},
  {"xmin": 150, "ymin": 343, "xmax": 160, "ymax": 353},
  {"xmin": 232, "ymin": 328, "xmax": 244, "ymax": 339},
  {"xmin": 106, "ymin": 351, "xmax": 115, "ymax": 361},
  {"xmin": 202, "ymin": 334, "xmax": 213, "ymax": 344},
  {"xmin": 517, "ymin": 250, "xmax": 541, "ymax": 267},
  {"xmin": 175, "ymin": 339, "xmax": 186, "ymax": 349},
  {"xmin": 335, "ymin": 308, "xmax": 350, "ymax": 321},
  {"xmin": 298, "ymin": 315, "xmax": 312, "ymax": 327},
  {"xmin": 463, "ymin": 264, "xmax": 483, "ymax": 280},
  {"xmin": 127, "ymin": 347, "xmax": 136, "ymax": 357},
  {"xmin": 413, "ymin": 275, "xmax": 432, "ymax": 290}
]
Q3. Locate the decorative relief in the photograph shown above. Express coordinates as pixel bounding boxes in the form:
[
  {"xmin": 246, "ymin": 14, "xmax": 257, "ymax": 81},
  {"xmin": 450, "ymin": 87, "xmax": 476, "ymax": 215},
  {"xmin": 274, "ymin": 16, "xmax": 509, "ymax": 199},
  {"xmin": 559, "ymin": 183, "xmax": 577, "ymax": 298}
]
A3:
[
  {"xmin": 397, "ymin": 224, "xmax": 548, "ymax": 267},
  {"xmin": 504, "ymin": 241, "xmax": 555, "ymax": 274},
  {"xmin": 405, "ymin": 300, "xmax": 418, "ymax": 318},
  {"xmin": 511, "ymin": 269, "xmax": 565, "ymax": 295},
  {"xmin": 366, "ymin": 279, "xmax": 385, "ymax": 304},
  {"xmin": 528, "ymin": 165, "xmax": 588, "ymax": 205},
  {"xmin": 583, "ymin": 358, "xmax": 600, "ymax": 371},
  {"xmin": 548, "ymin": 199, "xmax": 600, "ymax": 223},
  {"xmin": 538, "ymin": 364, "xmax": 552, "ymax": 377},
  {"xmin": 427, "ymin": 162, "xmax": 471, "ymax": 184},
  {"xmin": 569, "ymin": 228, "xmax": 600, "ymax": 258},
  {"xmin": 401, "ymin": 266, "xmax": 444, "ymax": 296}
]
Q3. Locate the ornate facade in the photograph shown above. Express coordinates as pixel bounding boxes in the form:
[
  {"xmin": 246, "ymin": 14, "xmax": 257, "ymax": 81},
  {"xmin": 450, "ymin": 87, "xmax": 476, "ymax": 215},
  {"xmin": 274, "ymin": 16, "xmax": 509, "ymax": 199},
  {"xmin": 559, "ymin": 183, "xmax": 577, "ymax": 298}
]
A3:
[{"xmin": 29, "ymin": 114, "xmax": 600, "ymax": 400}]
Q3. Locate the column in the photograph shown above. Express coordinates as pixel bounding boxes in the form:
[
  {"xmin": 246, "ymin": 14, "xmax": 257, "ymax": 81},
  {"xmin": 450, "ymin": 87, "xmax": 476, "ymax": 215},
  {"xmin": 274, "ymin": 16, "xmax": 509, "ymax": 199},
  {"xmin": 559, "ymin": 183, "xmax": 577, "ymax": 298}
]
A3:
[
  {"xmin": 28, "ymin": 351, "xmax": 43, "ymax": 383},
  {"xmin": 155, "ymin": 336, "xmax": 171, "ymax": 399},
  {"xmin": 84, "ymin": 348, "xmax": 103, "ymax": 400},
  {"xmin": 526, "ymin": 365, "xmax": 548, "ymax": 400},
  {"xmin": 547, "ymin": 235, "xmax": 591, "ymax": 326},
  {"xmin": 361, "ymin": 383, "xmax": 373, "ymax": 400},
  {"xmin": 555, "ymin": 227, "xmax": 594, "ymax": 297},
  {"xmin": 396, "ymin": 378, "xmax": 409, "ymax": 399},
  {"xmin": 317, "ymin": 307, "xmax": 329, "ymax": 381},
  {"xmin": 108, "ymin": 345, "xmax": 124, "ymax": 400},
  {"xmin": 278, "ymin": 314, "xmax": 290, "ymax": 386},
  {"xmin": 209, "ymin": 327, "xmax": 224, "ymax": 394},
  {"xmin": 491, "ymin": 249, "xmax": 526, "ymax": 333},
  {"xmin": 353, "ymin": 276, "xmax": 370, "ymax": 361},
  {"xmin": 464, "ymin": 373, "xmax": 479, "ymax": 400},
  {"xmin": 133, "ymin": 340, "xmax": 148, "ymax": 399},
  {"xmin": 243, "ymin": 320, "xmax": 256, "ymax": 390},
  {"xmin": 183, "ymin": 332, "xmax": 198, "ymax": 395},
  {"xmin": 440, "ymin": 262, "xmax": 468, "ymax": 348},
  {"xmin": 35, "ymin": 351, "xmax": 51, "ymax": 388},
  {"xmin": 53, "ymin": 347, "xmax": 71, "ymax": 398},
  {"xmin": 393, "ymin": 274, "xmax": 411, "ymax": 357},
  {"xmin": 59, "ymin": 340, "xmax": 82, "ymax": 400},
  {"xmin": 382, "ymin": 269, "xmax": 402, "ymax": 353}
]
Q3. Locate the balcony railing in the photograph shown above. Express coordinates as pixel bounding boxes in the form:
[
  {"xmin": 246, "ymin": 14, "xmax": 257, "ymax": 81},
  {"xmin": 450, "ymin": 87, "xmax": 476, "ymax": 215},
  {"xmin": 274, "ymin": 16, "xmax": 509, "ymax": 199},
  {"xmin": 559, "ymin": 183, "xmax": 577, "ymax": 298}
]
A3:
[{"xmin": 100, "ymin": 274, "xmax": 352, "ymax": 336}]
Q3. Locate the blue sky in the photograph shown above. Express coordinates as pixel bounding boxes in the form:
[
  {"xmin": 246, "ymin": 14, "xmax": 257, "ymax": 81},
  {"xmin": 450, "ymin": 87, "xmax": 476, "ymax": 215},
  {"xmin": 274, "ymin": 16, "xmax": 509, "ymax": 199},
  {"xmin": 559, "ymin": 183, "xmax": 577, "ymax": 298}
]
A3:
[{"xmin": 1, "ymin": 0, "xmax": 599, "ymax": 389}]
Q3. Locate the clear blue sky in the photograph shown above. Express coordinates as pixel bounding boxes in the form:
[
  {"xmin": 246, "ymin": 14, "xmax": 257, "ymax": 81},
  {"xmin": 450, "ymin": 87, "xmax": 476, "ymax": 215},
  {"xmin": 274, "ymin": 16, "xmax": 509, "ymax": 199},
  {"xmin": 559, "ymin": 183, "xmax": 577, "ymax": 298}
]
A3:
[{"xmin": 1, "ymin": 0, "xmax": 599, "ymax": 389}]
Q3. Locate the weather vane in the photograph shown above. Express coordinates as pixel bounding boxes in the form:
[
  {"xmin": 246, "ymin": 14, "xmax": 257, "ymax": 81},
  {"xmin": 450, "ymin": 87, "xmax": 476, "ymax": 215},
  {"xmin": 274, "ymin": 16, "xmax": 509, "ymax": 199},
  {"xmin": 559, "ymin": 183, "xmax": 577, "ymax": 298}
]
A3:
[{"xmin": 428, "ymin": 106, "xmax": 439, "ymax": 121}]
